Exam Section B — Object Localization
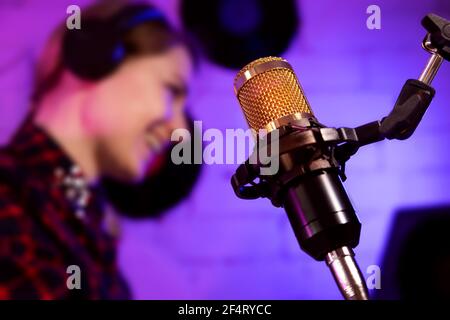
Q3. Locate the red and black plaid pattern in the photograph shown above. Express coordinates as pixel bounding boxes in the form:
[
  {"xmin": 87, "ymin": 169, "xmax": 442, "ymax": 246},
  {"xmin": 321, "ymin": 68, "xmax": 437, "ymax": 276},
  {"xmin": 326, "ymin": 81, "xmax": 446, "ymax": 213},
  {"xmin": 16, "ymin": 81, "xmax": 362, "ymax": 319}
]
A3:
[{"xmin": 0, "ymin": 119, "xmax": 130, "ymax": 299}]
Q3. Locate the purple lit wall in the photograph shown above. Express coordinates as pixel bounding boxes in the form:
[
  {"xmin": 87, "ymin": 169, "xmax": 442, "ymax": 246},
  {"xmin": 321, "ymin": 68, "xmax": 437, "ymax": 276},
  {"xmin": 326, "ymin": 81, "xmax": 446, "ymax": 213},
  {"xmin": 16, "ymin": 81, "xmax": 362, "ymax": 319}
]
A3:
[{"xmin": 1, "ymin": 0, "xmax": 450, "ymax": 299}]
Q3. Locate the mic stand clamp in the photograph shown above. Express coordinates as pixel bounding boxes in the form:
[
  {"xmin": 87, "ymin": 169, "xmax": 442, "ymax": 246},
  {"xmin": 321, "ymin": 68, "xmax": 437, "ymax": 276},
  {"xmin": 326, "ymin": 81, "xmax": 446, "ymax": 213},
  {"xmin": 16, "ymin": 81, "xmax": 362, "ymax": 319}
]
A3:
[{"xmin": 232, "ymin": 119, "xmax": 362, "ymax": 204}]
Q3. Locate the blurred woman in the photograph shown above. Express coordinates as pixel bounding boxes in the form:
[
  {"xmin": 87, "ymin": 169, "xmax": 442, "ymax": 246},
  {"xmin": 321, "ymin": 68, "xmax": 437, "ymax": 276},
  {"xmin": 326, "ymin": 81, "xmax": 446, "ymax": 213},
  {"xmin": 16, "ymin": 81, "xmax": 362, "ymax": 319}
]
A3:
[{"xmin": 0, "ymin": 1, "xmax": 195, "ymax": 299}]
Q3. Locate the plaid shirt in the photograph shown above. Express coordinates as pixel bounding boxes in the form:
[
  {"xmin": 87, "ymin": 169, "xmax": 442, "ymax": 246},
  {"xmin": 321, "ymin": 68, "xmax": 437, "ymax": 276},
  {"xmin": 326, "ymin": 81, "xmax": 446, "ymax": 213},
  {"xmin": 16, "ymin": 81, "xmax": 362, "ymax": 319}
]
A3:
[{"xmin": 0, "ymin": 119, "xmax": 130, "ymax": 299}]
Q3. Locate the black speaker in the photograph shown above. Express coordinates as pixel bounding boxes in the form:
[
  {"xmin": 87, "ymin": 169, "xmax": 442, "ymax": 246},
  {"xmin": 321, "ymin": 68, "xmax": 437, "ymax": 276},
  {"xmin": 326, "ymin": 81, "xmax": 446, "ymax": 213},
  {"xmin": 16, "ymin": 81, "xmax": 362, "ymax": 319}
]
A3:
[
  {"xmin": 180, "ymin": 0, "xmax": 299, "ymax": 69},
  {"xmin": 375, "ymin": 205, "xmax": 450, "ymax": 300}
]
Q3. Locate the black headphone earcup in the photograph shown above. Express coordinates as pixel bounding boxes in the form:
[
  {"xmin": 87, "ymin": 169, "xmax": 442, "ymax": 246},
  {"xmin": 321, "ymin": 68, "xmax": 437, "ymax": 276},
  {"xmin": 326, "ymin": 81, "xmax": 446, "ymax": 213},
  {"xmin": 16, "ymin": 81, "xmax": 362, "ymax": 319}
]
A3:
[{"xmin": 62, "ymin": 19, "xmax": 121, "ymax": 80}]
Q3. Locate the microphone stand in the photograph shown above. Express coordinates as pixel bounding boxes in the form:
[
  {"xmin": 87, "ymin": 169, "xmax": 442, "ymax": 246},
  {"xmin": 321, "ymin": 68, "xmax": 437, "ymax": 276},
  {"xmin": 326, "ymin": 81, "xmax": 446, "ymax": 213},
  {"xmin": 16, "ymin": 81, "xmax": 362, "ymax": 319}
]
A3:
[
  {"xmin": 230, "ymin": 13, "xmax": 450, "ymax": 300},
  {"xmin": 336, "ymin": 14, "xmax": 449, "ymax": 160}
]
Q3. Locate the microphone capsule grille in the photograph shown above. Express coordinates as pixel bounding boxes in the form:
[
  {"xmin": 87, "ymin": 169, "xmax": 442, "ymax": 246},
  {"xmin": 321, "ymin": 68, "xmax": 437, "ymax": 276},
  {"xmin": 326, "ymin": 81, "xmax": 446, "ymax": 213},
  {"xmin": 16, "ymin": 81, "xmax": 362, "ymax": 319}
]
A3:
[{"xmin": 234, "ymin": 57, "xmax": 313, "ymax": 132}]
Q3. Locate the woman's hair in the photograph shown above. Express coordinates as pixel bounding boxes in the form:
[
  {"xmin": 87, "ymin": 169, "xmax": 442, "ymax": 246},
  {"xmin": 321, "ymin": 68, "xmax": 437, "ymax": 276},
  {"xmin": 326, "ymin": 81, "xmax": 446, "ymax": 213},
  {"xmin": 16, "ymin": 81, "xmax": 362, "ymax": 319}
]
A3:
[{"xmin": 32, "ymin": 0, "xmax": 197, "ymax": 108}]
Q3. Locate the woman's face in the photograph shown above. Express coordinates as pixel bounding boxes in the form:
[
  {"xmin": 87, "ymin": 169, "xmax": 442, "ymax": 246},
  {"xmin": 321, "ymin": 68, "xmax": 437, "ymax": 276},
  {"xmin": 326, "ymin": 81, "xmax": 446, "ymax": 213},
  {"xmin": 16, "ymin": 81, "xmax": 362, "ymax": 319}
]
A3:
[{"xmin": 83, "ymin": 45, "xmax": 193, "ymax": 182}]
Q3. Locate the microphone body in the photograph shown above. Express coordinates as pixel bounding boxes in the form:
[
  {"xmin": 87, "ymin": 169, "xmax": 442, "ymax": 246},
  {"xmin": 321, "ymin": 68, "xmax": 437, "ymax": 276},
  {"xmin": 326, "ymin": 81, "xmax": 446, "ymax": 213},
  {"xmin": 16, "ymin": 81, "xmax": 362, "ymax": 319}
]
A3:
[
  {"xmin": 233, "ymin": 57, "xmax": 368, "ymax": 300},
  {"xmin": 283, "ymin": 168, "xmax": 360, "ymax": 261}
]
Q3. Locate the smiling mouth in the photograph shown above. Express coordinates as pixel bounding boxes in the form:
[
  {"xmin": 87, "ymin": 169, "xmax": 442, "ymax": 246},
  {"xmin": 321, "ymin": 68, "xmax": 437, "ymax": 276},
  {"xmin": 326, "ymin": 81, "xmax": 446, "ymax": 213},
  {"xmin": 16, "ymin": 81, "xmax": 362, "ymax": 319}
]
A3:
[
  {"xmin": 144, "ymin": 119, "xmax": 172, "ymax": 156},
  {"xmin": 145, "ymin": 132, "xmax": 165, "ymax": 154}
]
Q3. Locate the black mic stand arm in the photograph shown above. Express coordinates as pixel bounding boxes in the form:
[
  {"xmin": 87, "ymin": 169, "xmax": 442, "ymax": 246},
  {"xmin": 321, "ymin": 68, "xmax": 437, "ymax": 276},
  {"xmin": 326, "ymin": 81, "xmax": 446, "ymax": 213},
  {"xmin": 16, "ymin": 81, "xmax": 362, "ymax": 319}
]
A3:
[{"xmin": 337, "ymin": 13, "xmax": 450, "ymax": 163}]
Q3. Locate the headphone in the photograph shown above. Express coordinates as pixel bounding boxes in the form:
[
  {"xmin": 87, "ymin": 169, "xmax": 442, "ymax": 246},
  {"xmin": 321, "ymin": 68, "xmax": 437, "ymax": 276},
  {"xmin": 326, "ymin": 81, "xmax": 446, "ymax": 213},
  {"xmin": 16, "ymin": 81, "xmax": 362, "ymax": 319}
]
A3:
[{"xmin": 62, "ymin": 4, "xmax": 167, "ymax": 80}]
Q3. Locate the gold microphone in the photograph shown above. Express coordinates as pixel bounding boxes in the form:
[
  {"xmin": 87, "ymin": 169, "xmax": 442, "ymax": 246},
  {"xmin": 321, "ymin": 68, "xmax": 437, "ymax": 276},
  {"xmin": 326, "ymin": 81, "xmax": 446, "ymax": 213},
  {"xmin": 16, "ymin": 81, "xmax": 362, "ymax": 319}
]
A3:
[
  {"xmin": 233, "ymin": 56, "xmax": 369, "ymax": 300},
  {"xmin": 234, "ymin": 56, "xmax": 313, "ymax": 132}
]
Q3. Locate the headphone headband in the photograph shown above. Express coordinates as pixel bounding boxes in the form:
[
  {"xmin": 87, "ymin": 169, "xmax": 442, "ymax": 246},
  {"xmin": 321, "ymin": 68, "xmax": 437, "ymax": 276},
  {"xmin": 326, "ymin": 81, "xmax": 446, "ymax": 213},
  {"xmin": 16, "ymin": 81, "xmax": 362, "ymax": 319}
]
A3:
[{"xmin": 120, "ymin": 9, "xmax": 167, "ymax": 30}]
